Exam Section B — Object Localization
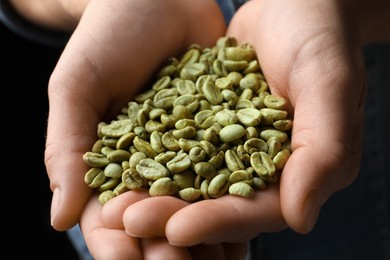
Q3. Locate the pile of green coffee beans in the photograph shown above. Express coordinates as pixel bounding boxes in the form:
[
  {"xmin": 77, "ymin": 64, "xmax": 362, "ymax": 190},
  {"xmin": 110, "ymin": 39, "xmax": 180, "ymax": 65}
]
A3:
[{"xmin": 83, "ymin": 36, "xmax": 293, "ymax": 205}]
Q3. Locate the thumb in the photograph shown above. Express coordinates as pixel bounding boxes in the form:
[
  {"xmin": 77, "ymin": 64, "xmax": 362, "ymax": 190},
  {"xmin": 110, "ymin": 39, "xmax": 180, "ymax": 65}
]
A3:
[
  {"xmin": 45, "ymin": 80, "xmax": 98, "ymax": 231},
  {"xmin": 279, "ymin": 42, "xmax": 367, "ymax": 233},
  {"xmin": 45, "ymin": 26, "xmax": 105, "ymax": 231}
]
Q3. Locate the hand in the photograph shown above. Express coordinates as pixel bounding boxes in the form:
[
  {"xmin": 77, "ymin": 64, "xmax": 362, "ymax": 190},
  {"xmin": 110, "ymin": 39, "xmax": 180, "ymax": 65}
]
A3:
[
  {"xmin": 44, "ymin": 0, "xmax": 225, "ymax": 232},
  {"xmin": 122, "ymin": 0, "xmax": 369, "ymax": 249},
  {"xmin": 81, "ymin": 192, "xmax": 248, "ymax": 259},
  {"xmin": 225, "ymin": 0, "xmax": 368, "ymax": 234},
  {"xmin": 44, "ymin": 0, "xmax": 228, "ymax": 258}
]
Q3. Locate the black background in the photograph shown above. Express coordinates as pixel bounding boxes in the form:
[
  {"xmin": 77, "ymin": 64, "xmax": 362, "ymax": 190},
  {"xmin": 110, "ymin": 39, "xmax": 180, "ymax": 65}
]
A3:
[{"xmin": 2, "ymin": 23, "xmax": 79, "ymax": 259}]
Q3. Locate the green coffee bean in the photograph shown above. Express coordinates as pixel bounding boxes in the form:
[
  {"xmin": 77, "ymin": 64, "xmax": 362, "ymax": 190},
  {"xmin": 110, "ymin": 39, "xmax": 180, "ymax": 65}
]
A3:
[
  {"xmin": 273, "ymin": 119, "xmax": 293, "ymax": 131},
  {"xmin": 133, "ymin": 136, "xmax": 158, "ymax": 158},
  {"xmin": 259, "ymin": 129, "xmax": 288, "ymax": 143},
  {"xmin": 154, "ymin": 151, "xmax": 176, "ymax": 164},
  {"xmin": 199, "ymin": 140, "xmax": 217, "ymax": 157},
  {"xmin": 219, "ymin": 124, "xmax": 246, "ymax": 143},
  {"xmin": 116, "ymin": 132, "xmax": 136, "ymax": 150},
  {"xmin": 150, "ymin": 131, "xmax": 165, "ymax": 153},
  {"xmin": 91, "ymin": 139, "xmax": 104, "ymax": 153},
  {"xmin": 229, "ymin": 170, "xmax": 253, "ymax": 185},
  {"xmin": 100, "ymin": 119, "xmax": 134, "ymax": 138},
  {"xmin": 145, "ymin": 120, "xmax": 166, "ymax": 133},
  {"xmin": 173, "ymin": 170, "xmax": 196, "ymax": 189},
  {"xmin": 263, "ymin": 94, "xmax": 287, "ymax": 110},
  {"xmin": 122, "ymin": 168, "xmax": 147, "ymax": 190},
  {"xmin": 151, "ymin": 75, "xmax": 170, "ymax": 91},
  {"xmin": 208, "ymin": 150, "xmax": 225, "ymax": 169},
  {"xmin": 228, "ymin": 182, "xmax": 254, "ymax": 198},
  {"xmin": 136, "ymin": 158, "xmax": 170, "ymax": 181},
  {"xmin": 178, "ymin": 187, "xmax": 202, "ymax": 202},
  {"xmin": 180, "ymin": 63, "xmax": 208, "ymax": 81},
  {"xmin": 273, "ymin": 149, "xmax": 291, "ymax": 170},
  {"xmin": 267, "ymin": 137, "xmax": 282, "ymax": 158},
  {"xmin": 175, "ymin": 79, "xmax": 197, "ymax": 95},
  {"xmin": 166, "ymin": 153, "xmax": 192, "ymax": 174},
  {"xmin": 236, "ymin": 108, "xmax": 262, "ymax": 127},
  {"xmin": 189, "ymin": 146, "xmax": 207, "ymax": 163},
  {"xmin": 83, "ymin": 152, "xmax": 110, "ymax": 168},
  {"xmin": 104, "ymin": 163, "xmax": 123, "ymax": 178},
  {"xmin": 253, "ymin": 177, "xmax": 267, "ymax": 190},
  {"xmin": 225, "ymin": 149, "xmax": 245, "ymax": 172},
  {"xmin": 107, "ymin": 149, "xmax": 131, "ymax": 163},
  {"xmin": 208, "ymin": 174, "xmax": 229, "ymax": 198},
  {"xmin": 161, "ymin": 132, "xmax": 180, "ymax": 151},
  {"xmin": 113, "ymin": 182, "xmax": 129, "ymax": 196},
  {"xmin": 98, "ymin": 178, "xmax": 120, "ymax": 192},
  {"xmin": 129, "ymin": 151, "xmax": 147, "ymax": 169},
  {"xmin": 98, "ymin": 190, "xmax": 115, "ymax": 205},
  {"xmin": 85, "ymin": 168, "xmax": 106, "ymax": 188},
  {"xmin": 215, "ymin": 109, "xmax": 238, "ymax": 126},
  {"xmin": 194, "ymin": 161, "xmax": 217, "ymax": 180},
  {"xmin": 153, "ymin": 88, "xmax": 178, "ymax": 109},
  {"xmin": 240, "ymin": 73, "xmax": 259, "ymax": 92},
  {"xmin": 149, "ymin": 177, "xmax": 177, "ymax": 197},
  {"xmin": 200, "ymin": 179, "xmax": 211, "ymax": 200}
]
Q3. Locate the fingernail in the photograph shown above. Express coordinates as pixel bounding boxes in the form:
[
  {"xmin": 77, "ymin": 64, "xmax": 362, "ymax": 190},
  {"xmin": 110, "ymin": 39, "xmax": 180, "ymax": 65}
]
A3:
[
  {"xmin": 304, "ymin": 189, "xmax": 323, "ymax": 232},
  {"xmin": 50, "ymin": 189, "xmax": 60, "ymax": 227}
]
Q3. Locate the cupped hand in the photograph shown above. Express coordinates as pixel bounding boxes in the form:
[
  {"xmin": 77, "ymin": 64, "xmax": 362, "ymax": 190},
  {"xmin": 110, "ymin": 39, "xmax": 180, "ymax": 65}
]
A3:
[
  {"xmin": 81, "ymin": 191, "xmax": 248, "ymax": 259},
  {"xmin": 45, "ymin": 0, "xmax": 226, "ymax": 232},
  {"xmin": 122, "ymin": 0, "xmax": 367, "ymax": 248},
  {"xmin": 225, "ymin": 0, "xmax": 367, "ymax": 234}
]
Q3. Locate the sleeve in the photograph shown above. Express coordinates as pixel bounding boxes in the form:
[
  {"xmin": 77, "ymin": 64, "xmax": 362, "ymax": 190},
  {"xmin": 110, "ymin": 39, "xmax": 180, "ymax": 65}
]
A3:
[
  {"xmin": 0, "ymin": 0, "xmax": 71, "ymax": 47},
  {"xmin": 216, "ymin": 0, "xmax": 248, "ymax": 25},
  {"xmin": 216, "ymin": 0, "xmax": 235, "ymax": 25}
]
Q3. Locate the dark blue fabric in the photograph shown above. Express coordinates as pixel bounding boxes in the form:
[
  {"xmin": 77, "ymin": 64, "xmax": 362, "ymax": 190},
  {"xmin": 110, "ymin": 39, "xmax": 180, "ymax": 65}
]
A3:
[{"xmin": 216, "ymin": 0, "xmax": 235, "ymax": 25}]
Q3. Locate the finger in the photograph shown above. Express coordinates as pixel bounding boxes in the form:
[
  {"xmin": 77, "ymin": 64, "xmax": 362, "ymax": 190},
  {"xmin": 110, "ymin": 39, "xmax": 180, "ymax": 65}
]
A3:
[
  {"xmin": 280, "ymin": 66, "xmax": 366, "ymax": 233},
  {"xmin": 80, "ymin": 194, "xmax": 143, "ymax": 260},
  {"xmin": 101, "ymin": 190, "xmax": 150, "ymax": 229},
  {"xmin": 124, "ymin": 196, "xmax": 189, "ymax": 238},
  {"xmin": 166, "ymin": 185, "xmax": 286, "ymax": 246},
  {"xmin": 46, "ymin": 88, "xmax": 98, "ymax": 231}
]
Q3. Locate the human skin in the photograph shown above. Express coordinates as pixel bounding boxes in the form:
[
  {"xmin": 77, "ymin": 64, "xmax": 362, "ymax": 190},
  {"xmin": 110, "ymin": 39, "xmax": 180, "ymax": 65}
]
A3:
[{"xmin": 9, "ymin": 0, "xmax": 390, "ymax": 259}]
